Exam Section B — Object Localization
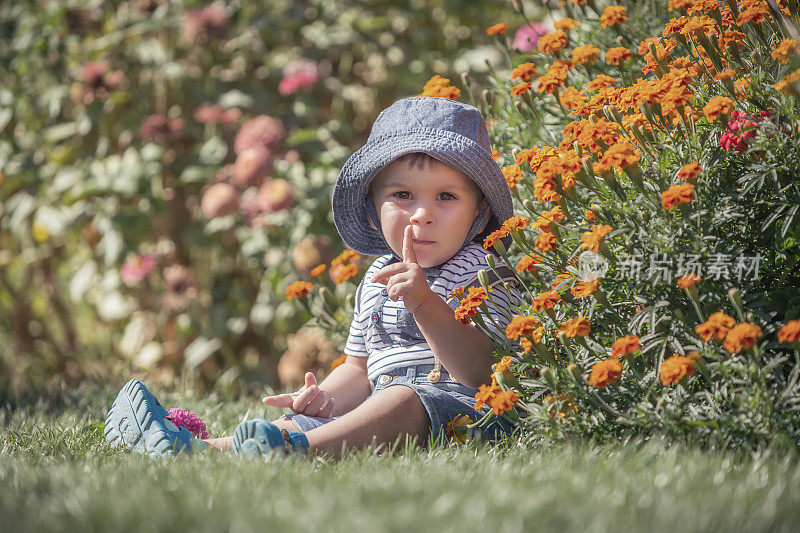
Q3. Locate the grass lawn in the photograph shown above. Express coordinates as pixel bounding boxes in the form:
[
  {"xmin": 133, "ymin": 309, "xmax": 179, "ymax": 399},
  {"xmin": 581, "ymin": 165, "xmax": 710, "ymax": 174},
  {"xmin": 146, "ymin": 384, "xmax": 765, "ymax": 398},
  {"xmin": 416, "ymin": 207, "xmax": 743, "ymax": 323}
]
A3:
[{"xmin": 2, "ymin": 385, "xmax": 800, "ymax": 533}]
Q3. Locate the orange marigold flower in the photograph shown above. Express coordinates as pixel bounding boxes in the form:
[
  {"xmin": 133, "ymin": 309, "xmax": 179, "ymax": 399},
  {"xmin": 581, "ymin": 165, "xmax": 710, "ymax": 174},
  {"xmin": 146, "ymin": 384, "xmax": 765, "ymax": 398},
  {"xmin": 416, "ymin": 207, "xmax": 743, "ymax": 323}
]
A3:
[
  {"xmin": 492, "ymin": 149, "xmax": 501, "ymax": 159},
  {"xmin": 332, "ymin": 263, "xmax": 359, "ymax": 285},
  {"xmin": 445, "ymin": 414, "xmax": 473, "ymax": 445},
  {"xmin": 677, "ymin": 162, "xmax": 702, "ymax": 181},
  {"xmin": 611, "ymin": 335, "xmax": 641, "ymax": 358},
  {"xmin": 505, "ymin": 315, "xmax": 542, "ymax": 341},
  {"xmin": 450, "ymin": 286, "xmax": 465, "ymax": 300},
  {"xmin": 694, "ymin": 311, "xmax": 736, "ymax": 341},
  {"xmin": 778, "ymin": 320, "xmax": 800, "ymax": 343},
  {"xmin": 558, "ymin": 316, "xmax": 591, "ymax": 337},
  {"xmin": 600, "ymin": 5, "xmax": 628, "ymax": 28},
  {"xmin": 516, "ymin": 254, "xmax": 541, "ymax": 273},
  {"xmin": 331, "ymin": 353, "xmax": 347, "ymax": 370},
  {"xmin": 677, "ymin": 273, "xmax": 701, "ymax": 288},
  {"xmin": 775, "ymin": 68, "xmax": 800, "ymax": 94},
  {"xmin": 597, "ymin": 142, "xmax": 640, "ymax": 171},
  {"xmin": 703, "ymin": 96, "xmax": 733, "ymax": 122},
  {"xmin": 559, "ymin": 86, "xmax": 588, "ymax": 111},
  {"xmin": 580, "ymin": 224, "xmax": 613, "ymax": 253},
  {"xmin": 531, "ymin": 290, "xmax": 561, "ymax": 311},
  {"xmin": 737, "ymin": 5, "xmax": 769, "ymax": 25},
  {"xmin": 519, "ymin": 337, "xmax": 534, "ymax": 354},
  {"xmin": 510, "ymin": 82, "xmax": 532, "ymax": 96},
  {"xmin": 487, "ymin": 389, "xmax": 519, "ymax": 415},
  {"xmin": 605, "ymin": 46, "xmax": 633, "ymax": 65},
  {"xmin": 661, "ymin": 183, "xmax": 695, "ymax": 210},
  {"xmin": 473, "ymin": 381, "xmax": 501, "ymax": 411},
  {"xmin": 713, "ymin": 68, "xmax": 735, "ymax": 81},
  {"xmin": 464, "ymin": 286, "xmax": 492, "ymax": 308},
  {"xmin": 495, "ymin": 355, "xmax": 514, "ymax": 373},
  {"xmin": 501, "ymin": 215, "xmax": 530, "ymax": 233},
  {"xmin": 331, "ymin": 250, "xmax": 359, "ymax": 267},
  {"xmin": 723, "ymin": 323, "xmax": 763, "ymax": 353},
  {"xmin": 588, "ymin": 75, "xmax": 619, "ymax": 92},
  {"xmin": 454, "ymin": 304, "xmax": 477, "ymax": 325},
  {"xmin": 286, "ymin": 280, "xmax": 313, "ymax": 300},
  {"xmin": 511, "ymin": 62, "xmax": 538, "ymax": 81},
  {"xmin": 502, "ymin": 164, "xmax": 524, "ymax": 188},
  {"xmin": 487, "ymin": 23, "xmax": 509, "ymax": 36},
  {"xmin": 571, "ymin": 280, "xmax": 600, "ymax": 298},
  {"xmin": 538, "ymin": 31, "xmax": 569, "ymax": 54},
  {"xmin": 535, "ymin": 231, "xmax": 557, "ymax": 252},
  {"xmin": 419, "ymin": 75, "xmax": 461, "ymax": 100},
  {"xmin": 660, "ymin": 354, "xmax": 696, "ymax": 385},
  {"xmin": 668, "ymin": 0, "xmax": 693, "ymax": 11},
  {"xmin": 771, "ymin": 39, "xmax": 798, "ymax": 64},
  {"xmin": 483, "ymin": 229, "xmax": 507, "ymax": 250},
  {"xmin": 310, "ymin": 264, "xmax": 326, "ymax": 277},
  {"xmin": 536, "ymin": 73, "xmax": 566, "ymax": 95},
  {"xmin": 572, "ymin": 44, "xmax": 601, "ymax": 65},
  {"xmin": 588, "ymin": 359, "xmax": 622, "ymax": 389},
  {"xmin": 554, "ymin": 17, "xmax": 579, "ymax": 31},
  {"xmin": 585, "ymin": 209, "xmax": 599, "ymax": 223}
]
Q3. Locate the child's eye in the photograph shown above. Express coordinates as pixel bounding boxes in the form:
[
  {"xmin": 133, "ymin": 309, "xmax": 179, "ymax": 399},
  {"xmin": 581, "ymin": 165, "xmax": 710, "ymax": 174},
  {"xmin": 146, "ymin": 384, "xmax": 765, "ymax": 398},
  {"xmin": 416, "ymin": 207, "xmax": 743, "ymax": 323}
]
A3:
[
  {"xmin": 392, "ymin": 191, "xmax": 411, "ymax": 200},
  {"xmin": 438, "ymin": 192, "xmax": 456, "ymax": 201}
]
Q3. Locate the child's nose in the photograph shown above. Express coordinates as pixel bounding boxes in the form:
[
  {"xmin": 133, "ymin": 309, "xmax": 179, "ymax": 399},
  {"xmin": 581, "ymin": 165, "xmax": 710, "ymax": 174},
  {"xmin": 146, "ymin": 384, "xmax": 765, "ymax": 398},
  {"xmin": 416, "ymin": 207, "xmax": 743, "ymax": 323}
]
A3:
[{"xmin": 409, "ymin": 205, "xmax": 434, "ymax": 225}]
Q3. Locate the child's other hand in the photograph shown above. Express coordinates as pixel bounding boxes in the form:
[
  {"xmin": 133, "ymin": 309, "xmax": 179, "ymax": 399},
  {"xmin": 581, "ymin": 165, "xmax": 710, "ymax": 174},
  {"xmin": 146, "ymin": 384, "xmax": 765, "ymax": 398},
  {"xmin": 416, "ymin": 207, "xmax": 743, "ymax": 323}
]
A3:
[
  {"xmin": 262, "ymin": 372, "xmax": 335, "ymax": 418},
  {"xmin": 370, "ymin": 225, "xmax": 434, "ymax": 314}
]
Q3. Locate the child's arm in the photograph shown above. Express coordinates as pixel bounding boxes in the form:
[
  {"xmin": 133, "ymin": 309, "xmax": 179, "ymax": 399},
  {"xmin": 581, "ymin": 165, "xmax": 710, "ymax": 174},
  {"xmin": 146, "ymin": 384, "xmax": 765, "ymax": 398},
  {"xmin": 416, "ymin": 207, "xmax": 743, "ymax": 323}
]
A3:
[
  {"xmin": 370, "ymin": 226, "xmax": 493, "ymax": 389},
  {"xmin": 262, "ymin": 355, "xmax": 371, "ymax": 418}
]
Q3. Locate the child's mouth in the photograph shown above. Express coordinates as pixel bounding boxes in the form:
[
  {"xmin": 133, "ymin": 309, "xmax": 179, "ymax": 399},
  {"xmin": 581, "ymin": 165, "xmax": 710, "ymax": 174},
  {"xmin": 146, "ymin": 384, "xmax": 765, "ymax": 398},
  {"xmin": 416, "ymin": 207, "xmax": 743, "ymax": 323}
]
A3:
[{"xmin": 413, "ymin": 239, "xmax": 434, "ymax": 245}]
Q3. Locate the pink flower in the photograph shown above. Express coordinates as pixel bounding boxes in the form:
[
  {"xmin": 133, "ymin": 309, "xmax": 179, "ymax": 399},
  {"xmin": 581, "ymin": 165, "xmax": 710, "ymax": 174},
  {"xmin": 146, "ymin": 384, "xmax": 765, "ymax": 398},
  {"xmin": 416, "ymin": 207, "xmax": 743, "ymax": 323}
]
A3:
[
  {"xmin": 201, "ymin": 182, "xmax": 240, "ymax": 218},
  {"xmin": 513, "ymin": 23, "xmax": 547, "ymax": 53},
  {"xmin": 182, "ymin": 4, "xmax": 230, "ymax": 46},
  {"xmin": 193, "ymin": 104, "xmax": 241, "ymax": 127},
  {"xmin": 234, "ymin": 115, "xmax": 285, "ymax": 156},
  {"xmin": 278, "ymin": 58, "xmax": 319, "ymax": 96},
  {"xmin": 257, "ymin": 178, "xmax": 295, "ymax": 213},
  {"xmin": 233, "ymin": 147, "xmax": 273, "ymax": 188},
  {"xmin": 121, "ymin": 254, "xmax": 156, "ymax": 285},
  {"xmin": 719, "ymin": 110, "xmax": 762, "ymax": 153},
  {"xmin": 140, "ymin": 114, "xmax": 184, "ymax": 144},
  {"xmin": 166, "ymin": 408, "xmax": 210, "ymax": 439}
]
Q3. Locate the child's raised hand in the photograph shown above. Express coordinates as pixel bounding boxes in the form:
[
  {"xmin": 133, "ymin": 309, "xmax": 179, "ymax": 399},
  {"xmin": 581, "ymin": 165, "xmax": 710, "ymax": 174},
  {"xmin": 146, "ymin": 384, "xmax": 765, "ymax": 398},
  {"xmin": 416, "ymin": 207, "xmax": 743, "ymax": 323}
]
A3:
[
  {"xmin": 262, "ymin": 372, "xmax": 335, "ymax": 418},
  {"xmin": 370, "ymin": 225, "xmax": 434, "ymax": 314}
]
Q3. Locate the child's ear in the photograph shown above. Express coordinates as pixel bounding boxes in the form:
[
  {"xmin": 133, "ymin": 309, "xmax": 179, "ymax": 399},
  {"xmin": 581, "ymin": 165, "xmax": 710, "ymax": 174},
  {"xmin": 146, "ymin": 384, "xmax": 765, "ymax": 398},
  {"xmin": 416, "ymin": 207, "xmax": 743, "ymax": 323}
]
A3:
[
  {"xmin": 476, "ymin": 199, "xmax": 490, "ymax": 232},
  {"xmin": 367, "ymin": 211, "xmax": 378, "ymax": 230}
]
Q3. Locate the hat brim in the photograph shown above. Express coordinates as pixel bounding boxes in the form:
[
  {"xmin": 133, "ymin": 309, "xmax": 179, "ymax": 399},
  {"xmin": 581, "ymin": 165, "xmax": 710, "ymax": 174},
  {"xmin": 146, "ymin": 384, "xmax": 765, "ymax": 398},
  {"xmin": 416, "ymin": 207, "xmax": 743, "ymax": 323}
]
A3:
[{"xmin": 332, "ymin": 128, "xmax": 513, "ymax": 257}]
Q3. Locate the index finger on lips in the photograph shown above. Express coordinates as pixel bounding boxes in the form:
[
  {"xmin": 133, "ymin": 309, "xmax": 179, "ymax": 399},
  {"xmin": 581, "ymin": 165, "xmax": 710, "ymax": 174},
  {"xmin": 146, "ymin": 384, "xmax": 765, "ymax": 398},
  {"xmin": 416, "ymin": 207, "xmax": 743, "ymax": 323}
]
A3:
[{"xmin": 403, "ymin": 225, "xmax": 417, "ymax": 264}]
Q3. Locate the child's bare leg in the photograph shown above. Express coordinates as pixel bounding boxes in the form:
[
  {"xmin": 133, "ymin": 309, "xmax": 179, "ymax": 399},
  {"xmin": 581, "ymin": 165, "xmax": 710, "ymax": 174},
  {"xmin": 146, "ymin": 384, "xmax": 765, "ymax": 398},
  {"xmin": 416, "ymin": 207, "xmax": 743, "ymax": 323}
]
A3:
[
  {"xmin": 304, "ymin": 384, "xmax": 429, "ymax": 456},
  {"xmin": 203, "ymin": 418, "xmax": 301, "ymax": 452}
]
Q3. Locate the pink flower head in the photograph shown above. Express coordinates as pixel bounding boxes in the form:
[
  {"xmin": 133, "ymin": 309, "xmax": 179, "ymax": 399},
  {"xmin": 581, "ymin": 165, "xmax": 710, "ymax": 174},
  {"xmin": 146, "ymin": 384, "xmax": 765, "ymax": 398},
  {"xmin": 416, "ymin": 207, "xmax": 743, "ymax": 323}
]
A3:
[
  {"xmin": 193, "ymin": 104, "xmax": 241, "ymax": 127},
  {"xmin": 513, "ymin": 23, "xmax": 547, "ymax": 53},
  {"xmin": 182, "ymin": 4, "xmax": 230, "ymax": 46},
  {"xmin": 719, "ymin": 110, "xmax": 761, "ymax": 153},
  {"xmin": 234, "ymin": 115, "xmax": 285, "ymax": 156},
  {"xmin": 82, "ymin": 61, "xmax": 110, "ymax": 88},
  {"xmin": 166, "ymin": 408, "xmax": 210, "ymax": 439},
  {"xmin": 140, "ymin": 114, "xmax": 184, "ymax": 144},
  {"xmin": 278, "ymin": 58, "xmax": 319, "ymax": 96},
  {"xmin": 121, "ymin": 254, "xmax": 156, "ymax": 285}
]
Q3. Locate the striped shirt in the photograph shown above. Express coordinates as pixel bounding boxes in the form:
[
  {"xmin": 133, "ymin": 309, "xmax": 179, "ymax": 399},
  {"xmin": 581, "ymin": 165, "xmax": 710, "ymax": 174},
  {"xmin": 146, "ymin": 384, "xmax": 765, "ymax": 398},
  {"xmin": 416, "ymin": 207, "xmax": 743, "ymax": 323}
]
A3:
[{"xmin": 344, "ymin": 243, "xmax": 522, "ymax": 381}]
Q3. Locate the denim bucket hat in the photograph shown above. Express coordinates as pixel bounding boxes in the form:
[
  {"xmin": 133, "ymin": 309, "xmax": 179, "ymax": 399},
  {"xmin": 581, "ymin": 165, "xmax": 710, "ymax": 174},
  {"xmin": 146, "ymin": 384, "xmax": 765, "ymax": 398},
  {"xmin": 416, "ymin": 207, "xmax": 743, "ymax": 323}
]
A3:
[{"xmin": 332, "ymin": 96, "xmax": 513, "ymax": 258}]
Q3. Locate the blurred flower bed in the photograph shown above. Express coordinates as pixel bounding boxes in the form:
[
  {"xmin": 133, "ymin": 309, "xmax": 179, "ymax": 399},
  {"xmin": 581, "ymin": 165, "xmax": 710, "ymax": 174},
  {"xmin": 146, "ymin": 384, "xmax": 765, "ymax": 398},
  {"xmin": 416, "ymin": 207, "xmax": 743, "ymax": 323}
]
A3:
[{"xmin": 0, "ymin": 0, "xmax": 514, "ymax": 396}]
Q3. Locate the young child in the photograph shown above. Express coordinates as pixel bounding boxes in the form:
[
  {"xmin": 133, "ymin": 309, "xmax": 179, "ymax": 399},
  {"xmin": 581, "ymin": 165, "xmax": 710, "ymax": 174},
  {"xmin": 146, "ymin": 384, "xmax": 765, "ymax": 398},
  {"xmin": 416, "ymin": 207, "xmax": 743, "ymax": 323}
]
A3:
[{"xmin": 105, "ymin": 96, "xmax": 522, "ymax": 458}]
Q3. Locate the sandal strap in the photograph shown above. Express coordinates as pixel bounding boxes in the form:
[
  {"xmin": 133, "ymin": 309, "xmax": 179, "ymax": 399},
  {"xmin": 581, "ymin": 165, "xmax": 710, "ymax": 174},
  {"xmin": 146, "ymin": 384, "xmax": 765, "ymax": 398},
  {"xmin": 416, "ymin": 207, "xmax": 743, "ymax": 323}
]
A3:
[{"xmin": 281, "ymin": 430, "xmax": 309, "ymax": 454}]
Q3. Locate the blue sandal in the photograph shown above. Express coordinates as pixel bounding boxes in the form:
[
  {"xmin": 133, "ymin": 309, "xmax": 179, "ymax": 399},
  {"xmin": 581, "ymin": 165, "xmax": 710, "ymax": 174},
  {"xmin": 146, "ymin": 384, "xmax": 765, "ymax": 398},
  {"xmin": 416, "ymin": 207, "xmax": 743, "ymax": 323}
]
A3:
[
  {"xmin": 105, "ymin": 379, "xmax": 200, "ymax": 457},
  {"xmin": 231, "ymin": 418, "xmax": 309, "ymax": 458}
]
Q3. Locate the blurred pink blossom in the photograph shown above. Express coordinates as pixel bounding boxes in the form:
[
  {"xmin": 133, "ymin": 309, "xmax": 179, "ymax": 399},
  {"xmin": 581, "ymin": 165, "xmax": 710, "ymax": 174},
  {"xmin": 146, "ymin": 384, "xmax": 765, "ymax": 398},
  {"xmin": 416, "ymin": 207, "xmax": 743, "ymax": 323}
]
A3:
[
  {"xmin": 182, "ymin": 4, "xmax": 230, "ymax": 46},
  {"xmin": 232, "ymin": 148, "xmax": 272, "ymax": 188},
  {"xmin": 193, "ymin": 104, "xmax": 241, "ymax": 127},
  {"xmin": 121, "ymin": 254, "xmax": 156, "ymax": 285},
  {"xmin": 140, "ymin": 114, "xmax": 184, "ymax": 144},
  {"xmin": 74, "ymin": 61, "xmax": 125, "ymax": 105},
  {"xmin": 167, "ymin": 408, "xmax": 210, "ymax": 439},
  {"xmin": 201, "ymin": 183, "xmax": 240, "ymax": 218},
  {"xmin": 278, "ymin": 58, "xmax": 319, "ymax": 96},
  {"xmin": 258, "ymin": 178, "xmax": 295, "ymax": 213},
  {"xmin": 234, "ymin": 115, "xmax": 285, "ymax": 156},
  {"xmin": 513, "ymin": 22, "xmax": 547, "ymax": 53}
]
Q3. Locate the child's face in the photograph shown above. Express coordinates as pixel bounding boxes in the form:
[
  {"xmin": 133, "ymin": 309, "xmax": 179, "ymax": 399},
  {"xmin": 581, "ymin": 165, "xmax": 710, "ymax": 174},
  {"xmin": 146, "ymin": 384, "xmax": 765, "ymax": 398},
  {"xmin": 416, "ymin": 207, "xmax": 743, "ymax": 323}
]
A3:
[{"xmin": 369, "ymin": 158, "xmax": 485, "ymax": 268}]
